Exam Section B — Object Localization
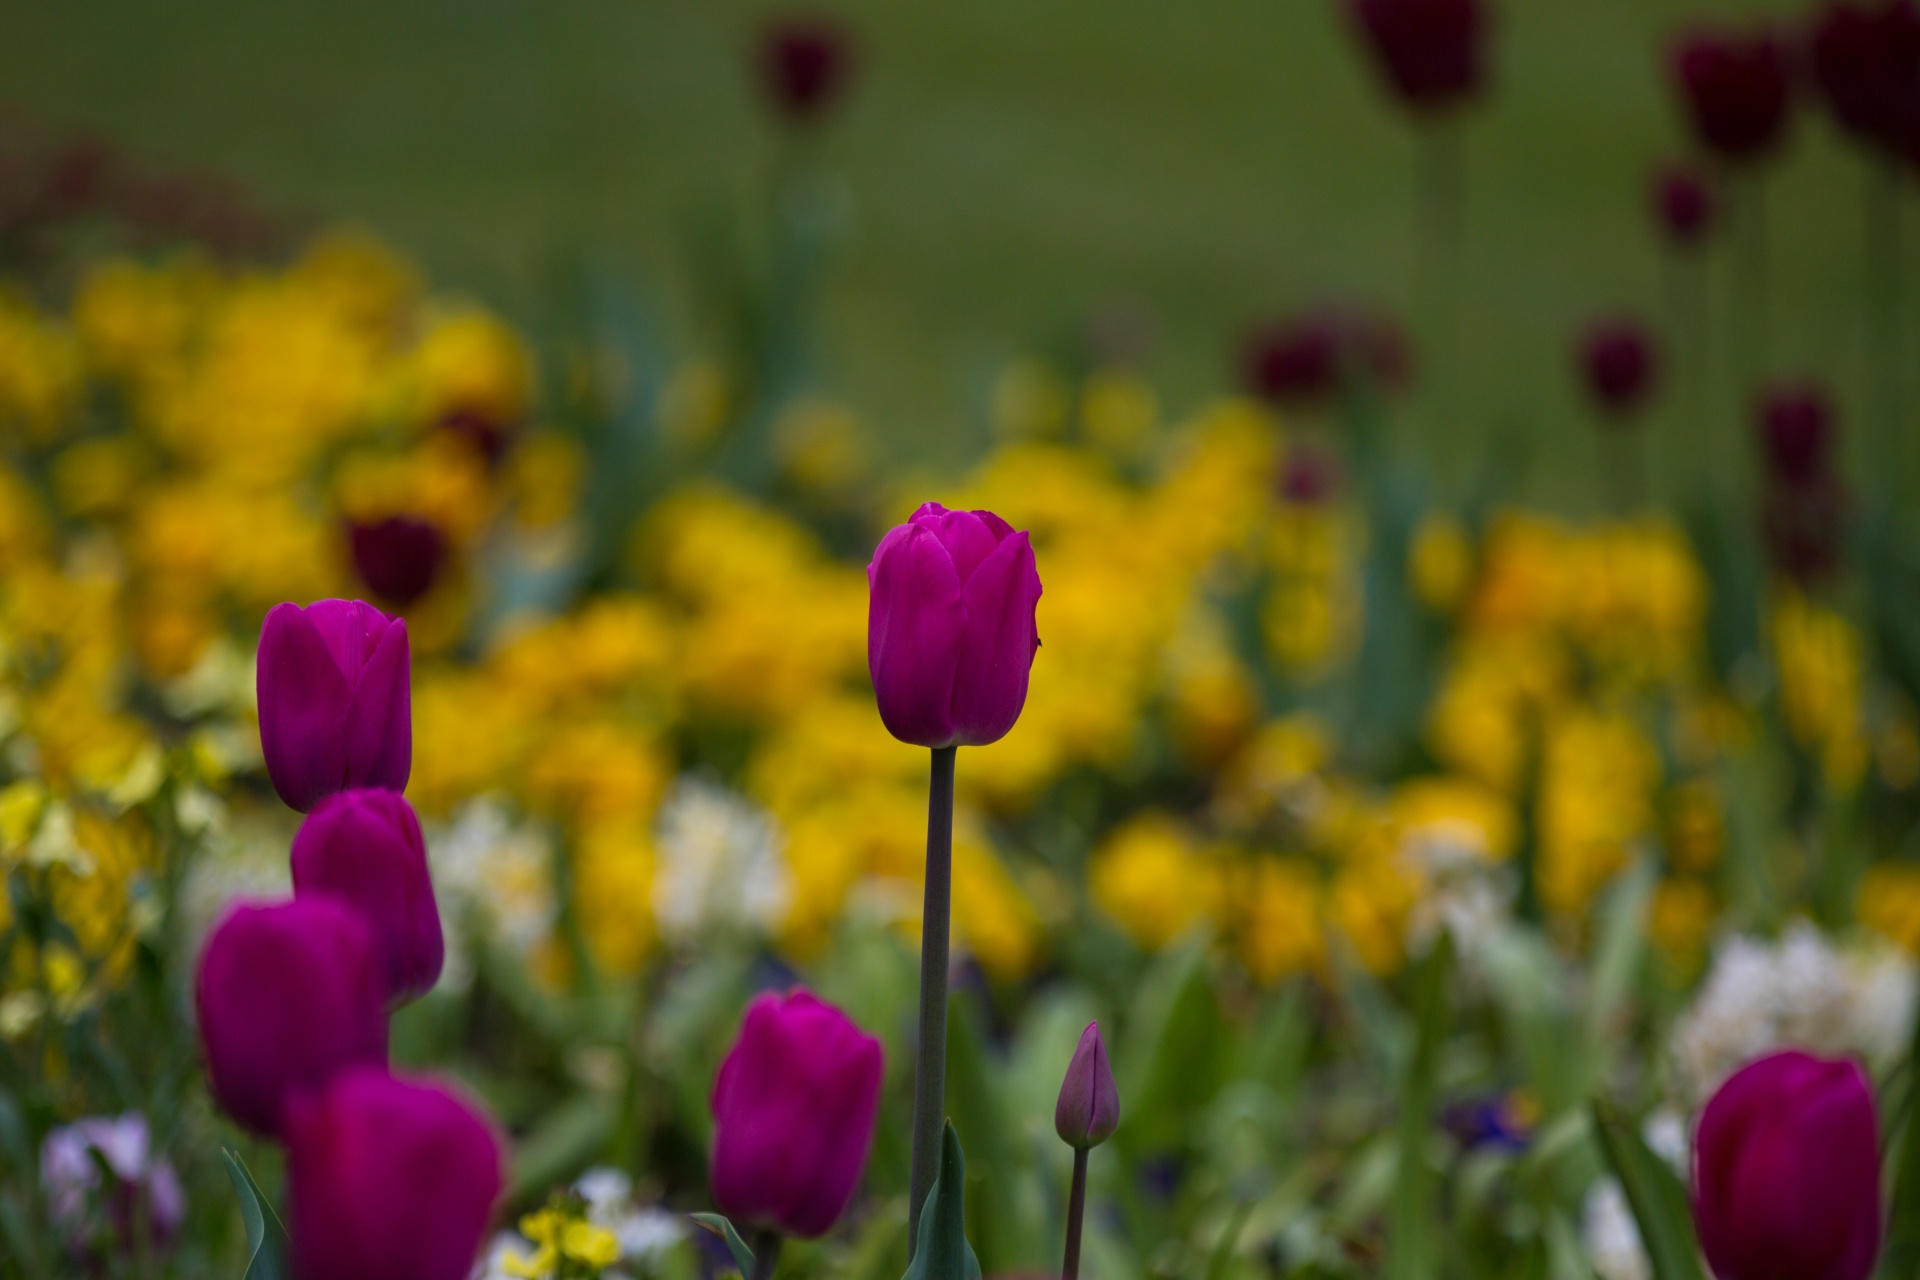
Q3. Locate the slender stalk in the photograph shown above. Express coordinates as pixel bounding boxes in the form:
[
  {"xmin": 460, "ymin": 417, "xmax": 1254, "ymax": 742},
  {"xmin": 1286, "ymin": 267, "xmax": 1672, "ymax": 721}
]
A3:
[
  {"xmin": 1415, "ymin": 119, "xmax": 1465, "ymax": 467},
  {"xmin": 1062, "ymin": 1146, "xmax": 1090, "ymax": 1280},
  {"xmin": 906, "ymin": 744, "xmax": 958, "ymax": 1257},
  {"xmin": 1866, "ymin": 154, "xmax": 1902, "ymax": 512},
  {"xmin": 1730, "ymin": 169, "xmax": 1770, "ymax": 489},
  {"xmin": 750, "ymin": 1230, "xmax": 782, "ymax": 1280},
  {"xmin": 1663, "ymin": 245, "xmax": 1711, "ymax": 503}
]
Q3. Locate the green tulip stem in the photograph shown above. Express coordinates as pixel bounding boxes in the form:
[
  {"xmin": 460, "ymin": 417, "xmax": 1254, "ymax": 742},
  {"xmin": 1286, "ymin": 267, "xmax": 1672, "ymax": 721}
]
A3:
[
  {"xmin": 750, "ymin": 1230, "xmax": 781, "ymax": 1280},
  {"xmin": 906, "ymin": 744, "xmax": 958, "ymax": 1257},
  {"xmin": 1062, "ymin": 1146, "xmax": 1090, "ymax": 1280}
]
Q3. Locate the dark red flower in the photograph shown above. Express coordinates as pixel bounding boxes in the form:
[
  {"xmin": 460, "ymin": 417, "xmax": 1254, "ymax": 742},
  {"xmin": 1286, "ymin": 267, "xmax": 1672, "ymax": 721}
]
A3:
[
  {"xmin": 349, "ymin": 517, "xmax": 447, "ymax": 608},
  {"xmin": 1651, "ymin": 165, "xmax": 1717, "ymax": 247},
  {"xmin": 1671, "ymin": 28, "xmax": 1796, "ymax": 162},
  {"xmin": 1578, "ymin": 318, "xmax": 1660, "ymax": 420},
  {"xmin": 1758, "ymin": 382, "xmax": 1837, "ymax": 483},
  {"xmin": 1241, "ymin": 306, "xmax": 1410, "ymax": 407},
  {"xmin": 1348, "ymin": 0, "xmax": 1488, "ymax": 113},
  {"xmin": 1810, "ymin": 1, "xmax": 1920, "ymax": 155},
  {"xmin": 1762, "ymin": 471, "xmax": 1850, "ymax": 585},
  {"xmin": 759, "ymin": 17, "xmax": 854, "ymax": 124}
]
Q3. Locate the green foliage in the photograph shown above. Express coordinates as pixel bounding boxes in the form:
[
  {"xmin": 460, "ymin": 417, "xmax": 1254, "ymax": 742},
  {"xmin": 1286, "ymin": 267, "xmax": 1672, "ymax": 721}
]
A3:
[
  {"xmin": 902, "ymin": 1122, "xmax": 982, "ymax": 1280},
  {"xmin": 222, "ymin": 1149, "xmax": 288, "ymax": 1280},
  {"xmin": 1590, "ymin": 1102, "xmax": 1706, "ymax": 1280}
]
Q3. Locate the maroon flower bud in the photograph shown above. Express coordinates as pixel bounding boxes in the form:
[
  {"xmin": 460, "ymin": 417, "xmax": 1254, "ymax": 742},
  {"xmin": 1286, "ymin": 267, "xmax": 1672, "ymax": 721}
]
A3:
[
  {"xmin": 1671, "ymin": 28, "xmax": 1796, "ymax": 163},
  {"xmin": 1348, "ymin": 0, "xmax": 1488, "ymax": 114},
  {"xmin": 1577, "ymin": 318, "xmax": 1660, "ymax": 420},
  {"xmin": 1810, "ymin": 1, "xmax": 1920, "ymax": 156},
  {"xmin": 1761, "ymin": 473, "xmax": 1849, "ymax": 585},
  {"xmin": 1651, "ymin": 165, "xmax": 1717, "ymax": 247},
  {"xmin": 1758, "ymin": 382, "xmax": 1836, "ymax": 482},
  {"xmin": 193, "ymin": 899, "xmax": 389, "ymax": 1138},
  {"xmin": 759, "ymin": 17, "xmax": 854, "ymax": 125},
  {"xmin": 348, "ymin": 516, "xmax": 447, "ymax": 608},
  {"xmin": 1241, "ymin": 306, "xmax": 1410, "ymax": 407}
]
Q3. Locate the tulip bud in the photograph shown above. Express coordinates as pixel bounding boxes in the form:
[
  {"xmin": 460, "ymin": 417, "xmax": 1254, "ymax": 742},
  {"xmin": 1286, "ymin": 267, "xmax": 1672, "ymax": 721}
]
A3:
[
  {"xmin": 291, "ymin": 789, "xmax": 445, "ymax": 1007},
  {"xmin": 193, "ymin": 899, "xmax": 389, "ymax": 1137},
  {"xmin": 1054, "ymin": 1022, "xmax": 1119, "ymax": 1150},
  {"xmin": 1810, "ymin": 1, "xmax": 1920, "ymax": 157},
  {"xmin": 1650, "ymin": 165, "xmax": 1716, "ymax": 249},
  {"xmin": 867, "ymin": 503, "xmax": 1042, "ymax": 749},
  {"xmin": 709, "ymin": 989, "xmax": 884, "ymax": 1239},
  {"xmin": 1692, "ymin": 1050, "xmax": 1882, "ymax": 1280},
  {"xmin": 1670, "ymin": 28, "xmax": 1794, "ymax": 164},
  {"xmin": 1578, "ymin": 319, "xmax": 1660, "ymax": 420},
  {"xmin": 1347, "ymin": 0, "xmax": 1487, "ymax": 114},
  {"xmin": 758, "ymin": 17, "xmax": 854, "ymax": 125},
  {"xmin": 348, "ymin": 516, "xmax": 447, "ymax": 608},
  {"xmin": 257, "ymin": 599, "xmax": 412, "ymax": 813},
  {"xmin": 285, "ymin": 1068, "xmax": 503, "ymax": 1280},
  {"xmin": 1758, "ymin": 383, "xmax": 1836, "ymax": 484}
]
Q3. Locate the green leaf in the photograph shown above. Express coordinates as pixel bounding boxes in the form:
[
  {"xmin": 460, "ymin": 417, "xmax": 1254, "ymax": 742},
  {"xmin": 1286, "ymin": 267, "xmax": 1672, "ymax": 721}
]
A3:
[
  {"xmin": 690, "ymin": 1212, "xmax": 757, "ymax": 1277},
  {"xmin": 1589, "ymin": 1101, "xmax": 1707, "ymax": 1280},
  {"xmin": 1883, "ymin": 985, "xmax": 1920, "ymax": 1278},
  {"xmin": 1114, "ymin": 932, "xmax": 1226, "ymax": 1153},
  {"xmin": 1384, "ymin": 934, "xmax": 1449, "ymax": 1280},
  {"xmin": 222, "ymin": 1149, "xmax": 288, "ymax": 1280},
  {"xmin": 901, "ymin": 1121, "xmax": 982, "ymax": 1280}
]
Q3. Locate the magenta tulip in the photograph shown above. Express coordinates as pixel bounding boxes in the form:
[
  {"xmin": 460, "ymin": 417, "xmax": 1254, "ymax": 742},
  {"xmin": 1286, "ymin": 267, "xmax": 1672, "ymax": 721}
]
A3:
[
  {"xmin": 1054, "ymin": 1022, "xmax": 1120, "ymax": 1150},
  {"xmin": 1578, "ymin": 318, "xmax": 1660, "ymax": 420},
  {"xmin": 348, "ymin": 516, "xmax": 447, "ymax": 608},
  {"xmin": 1692, "ymin": 1050, "xmax": 1882, "ymax": 1280},
  {"xmin": 1241, "ymin": 305, "xmax": 1411, "ymax": 407},
  {"xmin": 193, "ymin": 899, "xmax": 388, "ymax": 1137},
  {"xmin": 867, "ymin": 502, "xmax": 1042, "ymax": 749},
  {"xmin": 291, "ymin": 789, "xmax": 444, "ymax": 1007},
  {"xmin": 1671, "ymin": 28, "xmax": 1795, "ymax": 163},
  {"xmin": 1347, "ymin": 0, "xmax": 1487, "ymax": 114},
  {"xmin": 709, "ymin": 989, "xmax": 884, "ymax": 1239},
  {"xmin": 285, "ymin": 1068, "xmax": 503, "ymax": 1280},
  {"xmin": 256, "ymin": 599, "xmax": 411, "ymax": 813}
]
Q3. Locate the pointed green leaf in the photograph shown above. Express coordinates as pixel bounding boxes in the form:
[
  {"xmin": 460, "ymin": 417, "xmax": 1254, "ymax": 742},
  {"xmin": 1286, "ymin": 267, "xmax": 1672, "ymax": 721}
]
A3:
[
  {"xmin": 1385, "ymin": 933, "xmax": 1449, "ymax": 1280},
  {"xmin": 690, "ymin": 1212, "xmax": 757, "ymax": 1276},
  {"xmin": 1590, "ymin": 1101, "xmax": 1707, "ymax": 1280},
  {"xmin": 902, "ymin": 1122, "xmax": 982, "ymax": 1280},
  {"xmin": 222, "ymin": 1149, "xmax": 288, "ymax": 1280}
]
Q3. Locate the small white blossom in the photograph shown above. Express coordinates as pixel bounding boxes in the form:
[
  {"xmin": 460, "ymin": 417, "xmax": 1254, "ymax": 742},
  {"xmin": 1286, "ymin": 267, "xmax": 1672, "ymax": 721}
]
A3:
[
  {"xmin": 1583, "ymin": 1178, "xmax": 1650, "ymax": 1280},
  {"xmin": 652, "ymin": 777, "xmax": 788, "ymax": 945},
  {"xmin": 429, "ymin": 798, "xmax": 558, "ymax": 987}
]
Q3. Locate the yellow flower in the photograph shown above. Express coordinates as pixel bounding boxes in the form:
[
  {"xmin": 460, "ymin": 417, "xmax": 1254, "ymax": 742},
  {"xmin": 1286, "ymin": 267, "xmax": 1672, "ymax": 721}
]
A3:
[
  {"xmin": 952, "ymin": 836, "xmax": 1041, "ymax": 982},
  {"xmin": 1771, "ymin": 591, "xmax": 1867, "ymax": 792},
  {"xmin": 1080, "ymin": 368, "xmax": 1158, "ymax": 458},
  {"xmin": 506, "ymin": 430, "xmax": 586, "ymax": 529},
  {"xmin": 561, "ymin": 1221, "xmax": 621, "ymax": 1269},
  {"xmin": 1391, "ymin": 776, "xmax": 1516, "ymax": 861},
  {"xmin": 1090, "ymin": 814, "xmax": 1221, "ymax": 951},
  {"xmin": 522, "ymin": 720, "xmax": 666, "ymax": 827},
  {"xmin": 1535, "ymin": 706, "xmax": 1658, "ymax": 917},
  {"xmin": 1231, "ymin": 856, "xmax": 1322, "ymax": 983},
  {"xmin": 0, "ymin": 292, "xmax": 83, "ymax": 442},
  {"xmin": 1664, "ymin": 778, "xmax": 1724, "ymax": 873},
  {"xmin": 410, "ymin": 305, "xmax": 534, "ymax": 428},
  {"xmin": 1858, "ymin": 863, "xmax": 1920, "ymax": 955},
  {"xmin": 1409, "ymin": 510, "xmax": 1472, "ymax": 613},
  {"xmin": 1326, "ymin": 854, "xmax": 1418, "ymax": 977},
  {"xmin": 573, "ymin": 820, "xmax": 657, "ymax": 977},
  {"xmin": 1648, "ymin": 877, "xmax": 1716, "ymax": 971}
]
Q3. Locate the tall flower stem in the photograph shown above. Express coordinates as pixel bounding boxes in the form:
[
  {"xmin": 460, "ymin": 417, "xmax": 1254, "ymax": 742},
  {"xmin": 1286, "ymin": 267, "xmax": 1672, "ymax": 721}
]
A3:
[
  {"xmin": 1866, "ymin": 154, "xmax": 1902, "ymax": 512},
  {"xmin": 1415, "ymin": 118, "xmax": 1465, "ymax": 464},
  {"xmin": 1730, "ymin": 169, "xmax": 1770, "ymax": 487},
  {"xmin": 1062, "ymin": 1146, "xmax": 1090, "ymax": 1280},
  {"xmin": 750, "ymin": 1230, "xmax": 782, "ymax": 1280},
  {"xmin": 906, "ymin": 744, "xmax": 958, "ymax": 1256}
]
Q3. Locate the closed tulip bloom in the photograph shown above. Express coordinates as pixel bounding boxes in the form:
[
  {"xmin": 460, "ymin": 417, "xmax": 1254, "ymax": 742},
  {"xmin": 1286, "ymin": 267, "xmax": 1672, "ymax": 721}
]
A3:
[
  {"xmin": 348, "ymin": 516, "xmax": 447, "ymax": 608},
  {"xmin": 257, "ymin": 599, "xmax": 411, "ymax": 813},
  {"xmin": 1348, "ymin": 0, "xmax": 1487, "ymax": 114},
  {"xmin": 193, "ymin": 899, "xmax": 388, "ymax": 1137},
  {"xmin": 759, "ymin": 17, "xmax": 854, "ymax": 124},
  {"xmin": 1758, "ymin": 382, "xmax": 1836, "ymax": 483},
  {"xmin": 1810, "ymin": 1, "xmax": 1920, "ymax": 155},
  {"xmin": 1651, "ymin": 165, "xmax": 1717, "ymax": 248},
  {"xmin": 867, "ymin": 503, "xmax": 1042, "ymax": 749},
  {"xmin": 1578, "ymin": 318, "xmax": 1660, "ymax": 420},
  {"xmin": 285, "ymin": 1068, "xmax": 503, "ymax": 1280},
  {"xmin": 1671, "ymin": 29, "xmax": 1795, "ymax": 163},
  {"xmin": 1055, "ymin": 1022, "xmax": 1120, "ymax": 1149},
  {"xmin": 1693, "ymin": 1050, "xmax": 1882, "ymax": 1280},
  {"xmin": 709, "ymin": 989, "xmax": 884, "ymax": 1239},
  {"xmin": 291, "ymin": 789, "xmax": 444, "ymax": 1007}
]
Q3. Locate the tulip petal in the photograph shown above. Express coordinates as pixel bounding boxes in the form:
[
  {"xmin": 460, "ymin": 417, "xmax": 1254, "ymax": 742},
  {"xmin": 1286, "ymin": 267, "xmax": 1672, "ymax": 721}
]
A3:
[
  {"xmin": 345, "ymin": 617, "xmax": 412, "ymax": 794},
  {"xmin": 257, "ymin": 604, "xmax": 354, "ymax": 814},
  {"xmin": 868, "ymin": 524, "xmax": 965, "ymax": 748},
  {"xmin": 292, "ymin": 791, "xmax": 444, "ymax": 1006},
  {"xmin": 949, "ymin": 529, "xmax": 1041, "ymax": 746},
  {"xmin": 913, "ymin": 504, "xmax": 1004, "ymax": 588}
]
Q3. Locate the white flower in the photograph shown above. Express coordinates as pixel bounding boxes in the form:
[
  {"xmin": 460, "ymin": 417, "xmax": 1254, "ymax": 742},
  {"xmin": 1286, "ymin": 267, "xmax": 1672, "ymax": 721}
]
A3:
[
  {"xmin": 652, "ymin": 777, "xmax": 788, "ymax": 945},
  {"xmin": 1641, "ymin": 1107, "xmax": 1688, "ymax": 1173},
  {"xmin": 429, "ymin": 798, "xmax": 558, "ymax": 986},
  {"xmin": 1583, "ymin": 1178, "xmax": 1650, "ymax": 1280},
  {"xmin": 1400, "ymin": 825, "xmax": 1514, "ymax": 962},
  {"xmin": 1672, "ymin": 922, "xmax": 1917, "ymax": 1103}
]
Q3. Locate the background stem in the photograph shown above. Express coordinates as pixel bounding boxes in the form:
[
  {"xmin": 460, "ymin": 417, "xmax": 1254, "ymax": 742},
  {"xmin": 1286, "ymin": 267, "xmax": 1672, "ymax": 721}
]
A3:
[
  {"xmin": 1867, "ymin": 154, "xmax": 1902, "ymax": 512},
  {"xmin": 906, "ymin": 744, "xmax": 957, "ymax": 1257},
  {"xmin": 1062, "ymin": 1146, "xmax": 1090, "ymax": 1280},
  {"xmin": 750, "ymin": 1230, "xmax": 782, "ymax": 1280}
]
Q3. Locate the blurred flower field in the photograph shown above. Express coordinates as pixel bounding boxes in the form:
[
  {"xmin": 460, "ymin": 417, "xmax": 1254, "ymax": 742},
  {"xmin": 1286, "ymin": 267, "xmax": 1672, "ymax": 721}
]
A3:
[{"xmin": 7, "ymin": 5, "xmax": 1920, "ymax": 1280}]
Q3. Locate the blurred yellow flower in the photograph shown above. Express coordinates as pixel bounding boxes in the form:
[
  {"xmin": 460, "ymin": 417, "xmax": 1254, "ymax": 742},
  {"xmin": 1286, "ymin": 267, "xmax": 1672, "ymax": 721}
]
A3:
[{"xmin": 1090, "ymin": 813, "xmax": 1220, "ymax": 951}]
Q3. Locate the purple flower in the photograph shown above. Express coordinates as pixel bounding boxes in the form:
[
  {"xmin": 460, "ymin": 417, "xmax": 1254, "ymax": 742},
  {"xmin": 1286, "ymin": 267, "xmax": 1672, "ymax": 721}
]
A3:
[
  {"xmin": 1693, "ymin": 1050, "xmax": 1881, "ymax": 1280},
  {"xmin": 41, "ymin": 1113, "xmax": 186, "ymax": 1254},
  {"xmin": 1651, "ymin": 165, "xmax": 1717, "ymax": 248},
  {"xmin": 291, "ymin": 788, "xmax": 445, "ymax": 1007},
  {"xmin": 256, "ymin": 599, "xmax": 411, "ymax": 813},
  {"xmin": 1758, "ymin": 382, "xmax": 1837, "ymax": 483},
  {"xmin": 867, "ymin": 503, "xmax": 1042, "ymax": 749},
  {"xmin": 1348, "ymin": 0, "xmax": 1488, "ymax": 114},
  {"xmin": 193, "ymin": 898, "xmax": 389, "ymax": 1137},
  {"xmin": 1810, "ymin": 2, "xmax": 1920, "ymax": 156},
  {"xmin": 759, "ymin": 17, "xmax": 854, "ymax": 124},
  {"xmin": 709, "ymin": 989, "xmax": 884, "ymax": 1239},
  {"xmin": 1241, "ymin": 306, "xmax": 1411, "ymax": 407},
  {"xmin": 285, "ymin": 1068, "xmax": 503, "ymax": 1280},
  {"xmin": 1054, "ymin": 1022, "xmax": 1120, "ymax": 1149},
  {"xmin": 1578, "ymin": 318, "xmax": 1660, "ymax": 420},
  {"xmin": 348, "ymin": 516, "xmax": 447, "ymax": 608},
  {"xmin": 1671, "ymin": 28, "xmax": 1795, "ymax": 163}
]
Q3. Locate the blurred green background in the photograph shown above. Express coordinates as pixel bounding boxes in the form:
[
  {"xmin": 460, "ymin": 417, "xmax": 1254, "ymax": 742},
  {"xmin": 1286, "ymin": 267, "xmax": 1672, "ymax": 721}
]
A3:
[{"xmin": 0, "ymin": 0, "xmax": 1894, "ymax": 503}]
